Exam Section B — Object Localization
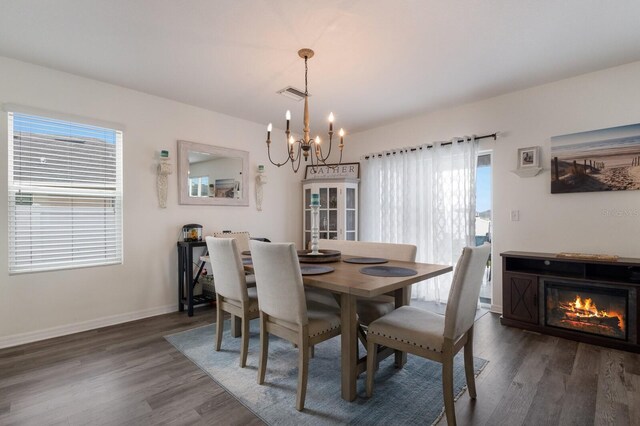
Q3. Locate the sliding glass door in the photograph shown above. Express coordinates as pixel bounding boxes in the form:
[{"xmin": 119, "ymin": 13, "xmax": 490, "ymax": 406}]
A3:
[{"xmin": 476, "ymin": 152, "xmax": 492, "ymax": 306}]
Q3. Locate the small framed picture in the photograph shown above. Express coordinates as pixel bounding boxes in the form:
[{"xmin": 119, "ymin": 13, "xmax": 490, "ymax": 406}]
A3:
[{"xmin": 517, "ymin": 146, "xmax": 540, "ymax": 168}]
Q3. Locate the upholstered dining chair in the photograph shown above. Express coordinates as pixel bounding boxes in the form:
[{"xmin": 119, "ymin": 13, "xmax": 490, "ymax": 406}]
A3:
[
  {"xmin": 365, "ymin": 243, "xmax": 491, "ymax": 426},
  {"xmin": 212, "ymin": 231, "xmax": 251, "ymax": 253},
  {"xmin": 212, "ymin": 231, "xmax": 256, "ymax": 286},
  {"xmin": 205, "ymin": 236, "xmax": 259, "ymax": 368},
  {"xmin": 249, "ymin": 240, "xmax": 342, "ymax": 411},
  {"xmin": 317, "ymin": 239, "xmax": 417, "ymax": 326}
]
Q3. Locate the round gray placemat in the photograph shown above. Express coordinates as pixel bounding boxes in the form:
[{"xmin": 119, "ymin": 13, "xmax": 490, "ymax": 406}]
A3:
[
  {"xmin": 297, "ymin": 249, "xmax": 342, "ymax": 263},
  {"xmin": 343, "ymin": 257, "xmax": 389, "ymax": 264},
  {"xmin": 360, "ymin": 266, "xmax": 417, "ymax": 277},
  {"xmin": 300, "ymin": 265, "xmax": 335, "ymax": 275}
]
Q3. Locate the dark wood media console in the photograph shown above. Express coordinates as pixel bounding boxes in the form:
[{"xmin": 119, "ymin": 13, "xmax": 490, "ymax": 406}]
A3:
[{"xmin": 501, "ymin": 251, "xmax": 640, "ymax": 353}]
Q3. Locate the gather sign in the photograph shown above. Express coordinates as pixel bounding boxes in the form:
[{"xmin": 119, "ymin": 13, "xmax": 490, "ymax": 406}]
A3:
[{"xmin": 304, "ymin": 162, "xmax": 360, "ymax": 179}]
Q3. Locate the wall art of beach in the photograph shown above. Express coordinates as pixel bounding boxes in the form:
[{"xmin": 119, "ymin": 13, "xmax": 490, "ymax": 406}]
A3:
[{"xmin": 551, "ymin": 123, "xmax": 640, "ymax": 194}]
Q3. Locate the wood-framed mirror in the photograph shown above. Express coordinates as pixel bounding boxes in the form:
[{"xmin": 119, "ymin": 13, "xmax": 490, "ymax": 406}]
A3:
[{"xmin": 177, "ymin": 140, "xmax": 249, "ymax": 206}]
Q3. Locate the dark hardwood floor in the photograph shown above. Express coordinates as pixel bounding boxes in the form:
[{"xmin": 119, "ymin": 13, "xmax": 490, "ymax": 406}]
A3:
[{"xmin": 1, "ymin": 308, "xmax": 639, "ymax": 425}]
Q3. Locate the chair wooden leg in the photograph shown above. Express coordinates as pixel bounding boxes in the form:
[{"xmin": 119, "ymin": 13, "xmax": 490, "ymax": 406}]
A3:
[
  {"xmin": 239, "ymin": 314, "xmax": 250, "ymax": 368},
  {"xmin": 296, "ymin": 329, "xmax": 310, "ymax": 411},
  {"xmin": 257, "ymin": 313, "xmax": 269, "ymax": 384},
  {"xmin": 215, "ymin": 295, "xmax": 223, "ymax": 351},
  {"xmin": 442, "ymin": 349, "xmax": 457, "ymax": 426},
  {"xmin": 464, "ymin": 327, "xmax": 477, "ymax": 399},
  {"xmin": 357, "ymin": 324, "xmax": 368, "ymax": 347},
  {"xmin": 366, "ymin": 339, "xmax": 377, "ymax": 397}
]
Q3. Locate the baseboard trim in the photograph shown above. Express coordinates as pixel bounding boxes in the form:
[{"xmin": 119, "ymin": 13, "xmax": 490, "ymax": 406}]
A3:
[
  {"xmin": 490, "ymin": 303, "xmax": 503, "ymax": 314},
  {"xmin": 0, "ymin": 304, "xmax": 177, "ymax": 349}
]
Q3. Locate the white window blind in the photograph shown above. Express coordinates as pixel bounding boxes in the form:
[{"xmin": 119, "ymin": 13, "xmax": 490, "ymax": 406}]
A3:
[{"xmin": 8, "ymin": 112, "xmax": 123, "ymax": 274}]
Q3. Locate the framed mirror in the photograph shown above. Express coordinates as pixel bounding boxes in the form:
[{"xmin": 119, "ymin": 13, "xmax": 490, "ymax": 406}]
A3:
[{"xmin": 177, "ymin": 140, "xmax": 249, "ymax": 206}]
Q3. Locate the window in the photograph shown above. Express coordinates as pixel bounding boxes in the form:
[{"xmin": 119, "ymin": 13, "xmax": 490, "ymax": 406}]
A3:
[
  {"xmin": 189, "ymin": 176, "xmax": 209, "ymax": 197},
  {"xmin": 8, "ymin": 112, "xmax": 123, "ymax": 274}
]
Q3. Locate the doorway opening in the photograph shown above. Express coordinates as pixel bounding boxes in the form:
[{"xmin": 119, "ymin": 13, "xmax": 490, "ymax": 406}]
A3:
[{"xmin": 476, "ymin": 152, "xmax": 492, "ymax": 306}]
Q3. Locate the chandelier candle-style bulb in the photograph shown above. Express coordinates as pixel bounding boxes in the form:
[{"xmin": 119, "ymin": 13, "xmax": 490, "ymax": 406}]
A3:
[
  {"xmin": 267, "ymin": 123, "xmax": 272, "ymax": 142},
  {"xmin": 264, "ymin": 48, "xmax": 346, "ymax": 173}
]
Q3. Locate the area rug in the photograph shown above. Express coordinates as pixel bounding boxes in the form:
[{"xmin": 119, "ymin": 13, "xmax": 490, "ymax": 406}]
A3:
[{"xmin": 166, "ymin": 322, "xmax": 487, "ymax": 425}]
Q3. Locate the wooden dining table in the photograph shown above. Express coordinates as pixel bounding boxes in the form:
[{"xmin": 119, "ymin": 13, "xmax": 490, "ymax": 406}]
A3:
[
  {"xmin": 299, "ymin": 256, "xmax": 453, "ymax": 401},
  {"xmin": 211, "ymin": 253, "xmax": 452, "ymax": 402}
]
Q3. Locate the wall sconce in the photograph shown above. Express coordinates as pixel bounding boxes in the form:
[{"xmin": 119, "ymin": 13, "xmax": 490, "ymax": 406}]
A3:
[
  {"xmin": 157, "ymin": 150, "xmax": 172, "ymax": 208},
  {"xmin": 255, "ymin": 164, "xmax": 267, "ymax": 211}
]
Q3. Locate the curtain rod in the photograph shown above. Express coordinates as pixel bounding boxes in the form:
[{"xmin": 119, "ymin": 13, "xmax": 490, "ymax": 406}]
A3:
[{"xmin": 363, "ymin": 132, "xmax": 497, "ymax": 160}]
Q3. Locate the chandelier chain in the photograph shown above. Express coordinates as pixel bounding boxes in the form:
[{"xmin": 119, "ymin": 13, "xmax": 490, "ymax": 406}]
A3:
[{"xmin": 304, "ymin": 56, "xmax": 308, "ymax": 96}]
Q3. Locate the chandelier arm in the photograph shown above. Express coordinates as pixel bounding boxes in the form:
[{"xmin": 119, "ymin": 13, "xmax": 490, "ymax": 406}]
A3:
[
  {"xmin": 267, "ymin": 142, "xmax": 292, "ymax": 167},
  {"xmin": 313, "ymin": 142, "xmax": 325, "ymax": 164},
  {"xmin": 319, "ymin": 143, "xmax": 342, "ymax": 169},
  {"xmin": 291, "ymin": 146, "xmax": 303, "ymax": 173},
  {"xmin": 289, "ymin": 140, "xmax": 303, "ymax": 163},
  {"xmin": 318, "ymin": 137, "xmax": 333, "ymax": 163},
  {"xmin": 307, "ymin": 146, "xmax": 319, "ymax": 173}
]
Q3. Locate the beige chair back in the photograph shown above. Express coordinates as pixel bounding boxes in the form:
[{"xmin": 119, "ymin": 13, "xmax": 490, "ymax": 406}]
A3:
[
  {"xmin": 213, "ymin": 231, "xmax": 251, "ymax": 255},
  {"xmin": 250, "ymin": 240, "xmax": 308, "ymax": 327},
  {"xmin": 318, "ymin": 239, "xmax": 417, "ymax": 262},
  {"xmin": 443, "ymin": 243, "xmax": 491, "ymax": 340},
  {"xmin": 205, "ymin": 236, "xmax": 248, "ymax": 303}
]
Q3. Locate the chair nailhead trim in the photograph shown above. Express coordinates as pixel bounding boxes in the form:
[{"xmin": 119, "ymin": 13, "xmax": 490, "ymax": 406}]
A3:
[
  {"xmin": 368, "ymin": 330, "xmax": 443, "ymax": 353},
  {"xmin": 310, "ymin": 324, "xmax": 340, "ymax": 338}
]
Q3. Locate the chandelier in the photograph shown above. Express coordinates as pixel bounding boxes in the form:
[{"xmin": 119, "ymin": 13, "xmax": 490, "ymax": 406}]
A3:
[{"xmin": 265, "ymin": 48, "xmax": 345, "ymax": 172}]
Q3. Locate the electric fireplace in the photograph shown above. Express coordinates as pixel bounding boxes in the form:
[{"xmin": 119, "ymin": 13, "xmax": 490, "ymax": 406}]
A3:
[
  {"xmin": 545, "ymin": 281, "xmax": 627, "ymax": 340},
  {"xmin": 501, "ymin": 251, "xmax": 640, "ymax": 353}
]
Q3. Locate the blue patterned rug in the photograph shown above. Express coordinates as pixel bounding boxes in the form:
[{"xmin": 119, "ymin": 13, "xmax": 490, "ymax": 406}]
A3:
[{"xmin": 166, "ymin": 321, "xmax": 487, "ymax": 425}]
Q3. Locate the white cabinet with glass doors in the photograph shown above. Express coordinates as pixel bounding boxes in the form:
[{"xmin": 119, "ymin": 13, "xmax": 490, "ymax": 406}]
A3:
[{"xmin": 302, "ymin": 178, "xmax": 358, "ymax": 249}]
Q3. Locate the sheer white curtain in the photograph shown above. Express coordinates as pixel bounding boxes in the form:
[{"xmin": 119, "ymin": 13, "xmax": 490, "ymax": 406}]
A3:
[{"xmin": 360, "ymin": 138, "xmax": 477, "ymax": 303}]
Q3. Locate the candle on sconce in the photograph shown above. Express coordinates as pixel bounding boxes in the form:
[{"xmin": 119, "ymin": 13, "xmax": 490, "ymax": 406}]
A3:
[
  {"xmin": 311, "ymin": 193, "xmax": 320, "ymax": 206},
  {"xmin": 286, "ymin": 110, "xmax": 291, "ymax": 131},
  {"xmin": 328, "ymin": 112, "xmax": 334, "ymax": 132},
  {"xmin": 267, "ymin": 123, "xmax": 272, "ymax": 141},
  {"xmin": 339, "ymin": 128, "xmax": 345, "ymax": 145}
]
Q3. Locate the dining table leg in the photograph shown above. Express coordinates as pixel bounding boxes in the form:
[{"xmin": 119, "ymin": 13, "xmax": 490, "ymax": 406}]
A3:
[
  {"xmin": 394, "ymin": 287, "xmax": 408, "ymax": 368},
  {"xmin": 340, "ymin": 293, "xmax": 358, "ymax": 401}
]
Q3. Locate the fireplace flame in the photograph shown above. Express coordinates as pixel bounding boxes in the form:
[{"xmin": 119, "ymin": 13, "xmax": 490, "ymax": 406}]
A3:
[{"xmin": 561, "ymin": 295, "xmax": 625, "ymax": 331}]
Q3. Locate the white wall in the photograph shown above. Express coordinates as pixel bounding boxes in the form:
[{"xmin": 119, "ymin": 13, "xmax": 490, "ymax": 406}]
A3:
[
  {"xmin": 3, "ymin": 55, "xmax": 639, "ymax": 345},
  {"xmin": 0, "ymin": 56, "xmax": 302, "ymax": 346},
  {"xmin": 346, "ymin": 60, "xmax": 640, "ymax": 313}
]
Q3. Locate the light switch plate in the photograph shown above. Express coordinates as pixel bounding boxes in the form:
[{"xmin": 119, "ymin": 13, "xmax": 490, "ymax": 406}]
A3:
[{"xmin": 510, "ymin": 210, "xmax": 520, "ymax": 221}]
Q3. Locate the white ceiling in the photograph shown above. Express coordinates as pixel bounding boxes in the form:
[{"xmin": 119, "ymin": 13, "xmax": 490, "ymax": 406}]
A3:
[{"xmin": 1, "ymin": 1, "xmax": 640, "ymax": 135}]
